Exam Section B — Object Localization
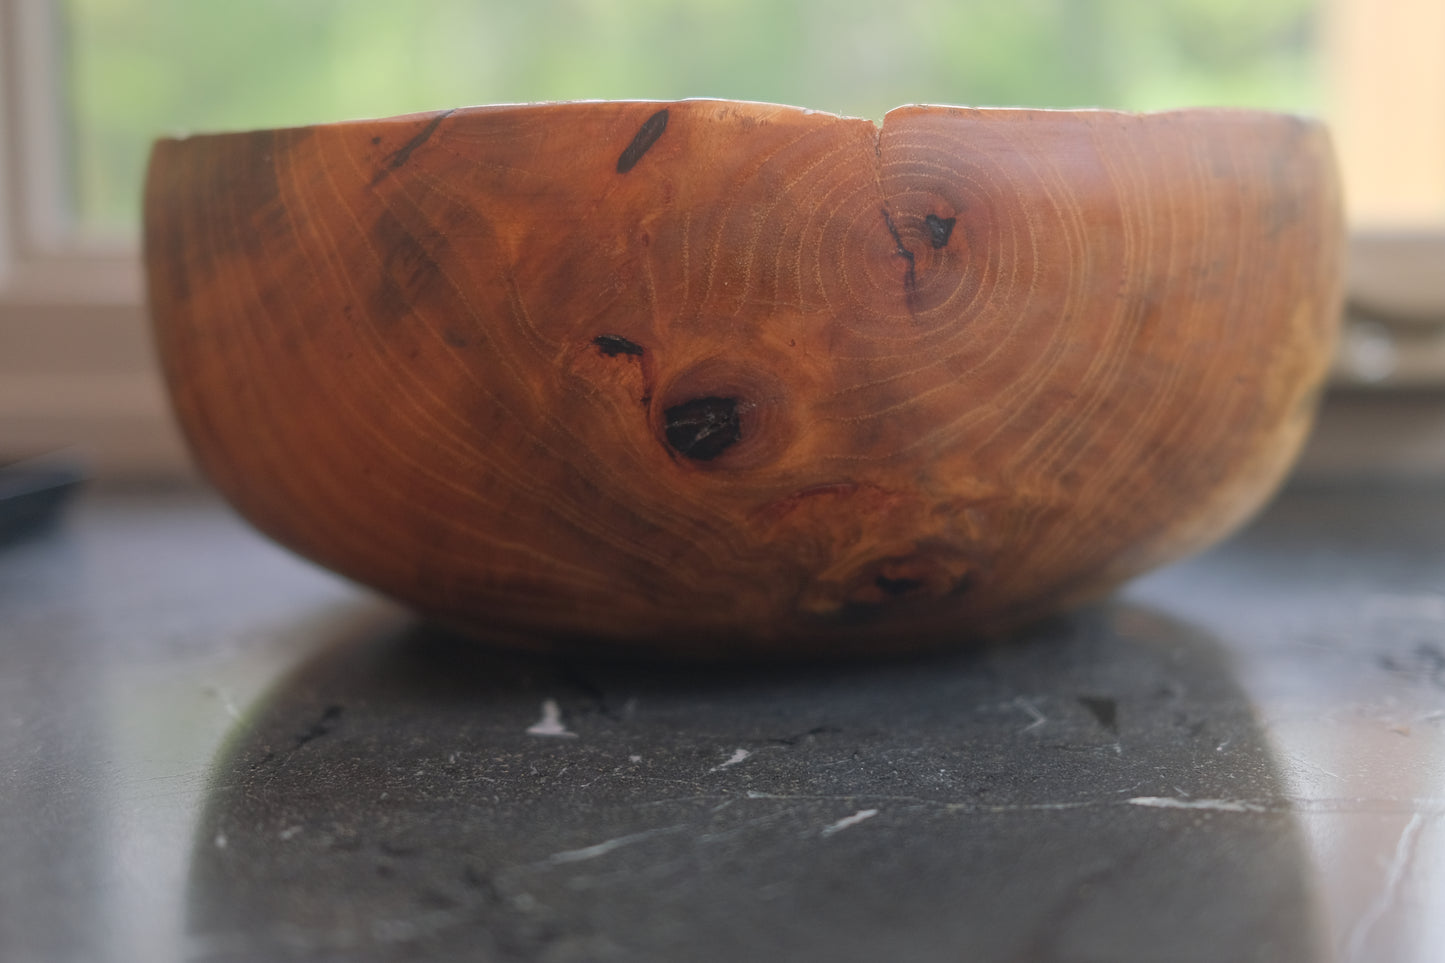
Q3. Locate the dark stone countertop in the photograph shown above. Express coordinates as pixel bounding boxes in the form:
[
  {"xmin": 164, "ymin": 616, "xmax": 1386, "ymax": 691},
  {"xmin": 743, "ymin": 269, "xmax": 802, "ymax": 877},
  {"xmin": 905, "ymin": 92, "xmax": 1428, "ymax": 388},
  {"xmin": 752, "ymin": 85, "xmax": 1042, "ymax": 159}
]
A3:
[{"xmin": 2, "ymin": 485, "xmax": 1442, "ymax": 962}]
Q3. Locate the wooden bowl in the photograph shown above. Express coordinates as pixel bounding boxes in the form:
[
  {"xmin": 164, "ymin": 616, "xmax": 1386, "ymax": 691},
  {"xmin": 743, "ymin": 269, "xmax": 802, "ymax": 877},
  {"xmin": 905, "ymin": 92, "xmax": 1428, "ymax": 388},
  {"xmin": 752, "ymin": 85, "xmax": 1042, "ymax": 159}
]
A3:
[{"xmin": 145, "ymin": 100, "xmax": 1343, "ymax": 658}]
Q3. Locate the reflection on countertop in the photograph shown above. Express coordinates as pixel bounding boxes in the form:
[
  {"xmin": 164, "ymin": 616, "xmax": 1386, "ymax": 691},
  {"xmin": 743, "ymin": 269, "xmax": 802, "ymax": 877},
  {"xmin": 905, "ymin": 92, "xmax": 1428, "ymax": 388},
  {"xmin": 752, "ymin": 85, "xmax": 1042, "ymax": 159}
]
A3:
[
  {"xmin": 186, "ymin": 606, "xmax": 1313, "ymax": 963},
  {"xmin": 1, "ymin": 485, "xmax": 1443, "ymax": 962}
]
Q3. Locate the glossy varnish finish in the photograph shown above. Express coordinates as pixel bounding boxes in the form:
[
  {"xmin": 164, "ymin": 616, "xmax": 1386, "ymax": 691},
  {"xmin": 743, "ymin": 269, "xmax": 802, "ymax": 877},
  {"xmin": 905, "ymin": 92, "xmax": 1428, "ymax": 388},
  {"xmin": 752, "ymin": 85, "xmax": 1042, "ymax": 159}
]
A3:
[{"xmin": 145, "ymin": 101, "xmax": 1343, "ymax": 656}]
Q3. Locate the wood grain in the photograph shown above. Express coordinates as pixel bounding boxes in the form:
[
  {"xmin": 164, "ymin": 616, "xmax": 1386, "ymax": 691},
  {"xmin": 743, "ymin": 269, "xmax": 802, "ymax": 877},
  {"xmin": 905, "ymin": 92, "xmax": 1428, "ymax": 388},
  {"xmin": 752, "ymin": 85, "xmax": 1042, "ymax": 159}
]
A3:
[{"xmin": 145, "ymin": 101, "xmax": 1343, "ymax": 657}]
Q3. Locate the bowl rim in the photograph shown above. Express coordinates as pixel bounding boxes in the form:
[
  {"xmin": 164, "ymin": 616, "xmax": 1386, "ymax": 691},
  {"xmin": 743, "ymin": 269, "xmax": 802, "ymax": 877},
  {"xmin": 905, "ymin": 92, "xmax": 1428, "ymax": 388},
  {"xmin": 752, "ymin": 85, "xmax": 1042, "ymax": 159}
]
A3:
[{"xmin": 151, "ymin": 97, "xmax": 1328, "ymax": 144}]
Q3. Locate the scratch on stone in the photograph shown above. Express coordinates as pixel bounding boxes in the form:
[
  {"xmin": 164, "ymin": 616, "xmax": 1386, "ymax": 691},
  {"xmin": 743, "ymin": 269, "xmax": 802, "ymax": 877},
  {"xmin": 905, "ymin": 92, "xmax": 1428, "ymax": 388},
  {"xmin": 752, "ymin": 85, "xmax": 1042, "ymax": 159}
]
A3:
[
  {"xmin": 544, "ymin": 825, "xmax": 686, "ymax": 865},
  {"xmin": 1345, "ymin": 812, "xmax": 1426, "ymax": 961},
  {"xmin": 578, "ymin": 764, "xmax": 628, "ymax": 790},
  {"xmin": 526, "ymin": 698, "xmax": 577, "ymax": 738},
  {"xmin": 1015, "ymin": 697, "xmax": 1048, "ymax": 733},
  {"xmin": 1286, "ymin": 753, "xmax": 1342, "ymax": 781},
  {"xmin": 741, "ymin": 790, "xmax": 1099, "ymax": 813},
  {"xmin": 710, "ymin": 748, "xmax": 752, "ymax": 772},
  {"xmin": 204, "ymin": 684, "xmax": 242, "ymax": 722},
  {"xmin": 822, "ymin": 809, "xmax": 879, "ymax": 837},
  {"xmin": 1126, "ymin": 797, "xmax": 1267, "ymax": 813},
  {"xmin": 698, "ymin": 806, "xmax": 798, "ymax": 844},
  {"xmin": 538, "ymin": 784, "xmax": 1445, "ymax": 824}
]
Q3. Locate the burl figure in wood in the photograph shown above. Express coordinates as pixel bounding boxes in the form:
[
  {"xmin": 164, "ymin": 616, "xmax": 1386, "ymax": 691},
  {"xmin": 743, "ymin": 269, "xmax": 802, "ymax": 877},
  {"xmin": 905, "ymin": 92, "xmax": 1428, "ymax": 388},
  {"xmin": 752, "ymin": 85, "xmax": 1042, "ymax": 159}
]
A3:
[{"xmin": 146, "ymin": 101, "xmax": 1342, "ymax": 658}]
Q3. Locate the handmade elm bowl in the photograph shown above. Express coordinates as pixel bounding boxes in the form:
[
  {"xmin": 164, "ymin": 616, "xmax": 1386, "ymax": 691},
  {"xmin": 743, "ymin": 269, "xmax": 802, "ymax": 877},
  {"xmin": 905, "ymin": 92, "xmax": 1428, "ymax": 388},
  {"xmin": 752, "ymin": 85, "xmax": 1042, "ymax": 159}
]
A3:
[{"xmin": 145, "ymin": 100, "xmax": 1343, "ymax": 658}]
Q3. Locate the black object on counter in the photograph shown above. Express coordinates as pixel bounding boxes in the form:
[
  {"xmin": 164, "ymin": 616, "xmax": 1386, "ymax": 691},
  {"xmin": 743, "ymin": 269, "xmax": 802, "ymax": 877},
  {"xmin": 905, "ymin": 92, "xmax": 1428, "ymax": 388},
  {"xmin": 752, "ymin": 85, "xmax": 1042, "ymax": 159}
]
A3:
[{"xmin": 0, "ymin": 456, "xmax": 87, "ymax": 547}]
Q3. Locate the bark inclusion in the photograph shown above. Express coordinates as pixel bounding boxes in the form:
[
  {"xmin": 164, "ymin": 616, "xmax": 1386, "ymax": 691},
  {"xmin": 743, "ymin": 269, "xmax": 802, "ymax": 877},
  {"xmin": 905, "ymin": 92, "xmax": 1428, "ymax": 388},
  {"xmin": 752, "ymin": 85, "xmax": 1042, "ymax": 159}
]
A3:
[{"xmin": 663, "ymin": 397, "xmax": 742, "ymax": 461}]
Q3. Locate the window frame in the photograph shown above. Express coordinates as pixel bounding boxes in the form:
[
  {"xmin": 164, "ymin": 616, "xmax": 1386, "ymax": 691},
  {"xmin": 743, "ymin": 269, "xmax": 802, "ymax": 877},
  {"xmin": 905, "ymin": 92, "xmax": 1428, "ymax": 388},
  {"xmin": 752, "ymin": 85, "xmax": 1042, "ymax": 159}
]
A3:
[
  {"xmin": 1, "ymin": 0, "xmax": 179, "ymax": 476},
  {"xmin": 2, "ymin": 0, "xmax": 1443, "ymax": 478},
  {"xmin": 1, "ymin": 0, "xmax": 138, "ymax": 301}
]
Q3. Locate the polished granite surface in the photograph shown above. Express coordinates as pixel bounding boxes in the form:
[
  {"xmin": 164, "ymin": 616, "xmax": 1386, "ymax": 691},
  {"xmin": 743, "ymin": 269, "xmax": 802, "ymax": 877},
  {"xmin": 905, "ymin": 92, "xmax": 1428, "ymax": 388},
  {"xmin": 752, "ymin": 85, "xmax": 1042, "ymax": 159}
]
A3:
[{"xmin": 2, "ymin": 486, "xmax": 1442, "ymax": 962}]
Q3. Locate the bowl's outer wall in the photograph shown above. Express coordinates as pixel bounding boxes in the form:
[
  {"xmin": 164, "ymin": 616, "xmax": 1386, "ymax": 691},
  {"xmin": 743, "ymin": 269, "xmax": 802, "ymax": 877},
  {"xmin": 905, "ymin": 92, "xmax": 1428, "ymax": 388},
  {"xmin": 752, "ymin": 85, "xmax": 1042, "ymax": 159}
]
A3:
[{"xmin": 145, "ymin": 101, "xmax": 1342, "ymax": 656}]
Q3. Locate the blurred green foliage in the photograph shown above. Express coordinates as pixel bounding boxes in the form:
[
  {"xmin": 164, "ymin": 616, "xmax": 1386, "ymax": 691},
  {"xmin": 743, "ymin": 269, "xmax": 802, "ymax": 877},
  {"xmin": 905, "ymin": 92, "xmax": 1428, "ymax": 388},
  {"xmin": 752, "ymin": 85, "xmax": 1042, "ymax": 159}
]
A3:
[{"xmin": 65, "ymin": 0, "xmax": 1319, "ymax": 231}]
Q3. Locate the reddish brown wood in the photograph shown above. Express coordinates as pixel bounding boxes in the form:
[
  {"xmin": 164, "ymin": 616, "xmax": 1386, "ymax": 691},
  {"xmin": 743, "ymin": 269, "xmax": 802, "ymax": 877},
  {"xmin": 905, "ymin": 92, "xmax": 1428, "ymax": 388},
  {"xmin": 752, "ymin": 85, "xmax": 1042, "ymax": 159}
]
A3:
[{"xmin": 145, "ymin": 100, "xmax": 1343, "ymax": 657}]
